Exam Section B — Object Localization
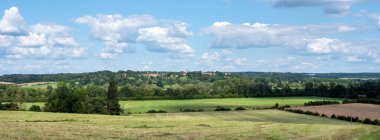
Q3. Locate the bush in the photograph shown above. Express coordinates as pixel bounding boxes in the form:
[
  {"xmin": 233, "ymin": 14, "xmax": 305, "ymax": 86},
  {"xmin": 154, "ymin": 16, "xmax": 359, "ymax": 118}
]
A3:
[
  {"xmin": 29, "ymin": 105, "xmax": 41, "ymax": 112},
  {"xmin": 274, "ymin": 103, "xmax": 279, "ymax": 108},
  {"xmin": 146, "ymin": 110, "xmax": 157, "ymax": 113},
  {"xmin": 321, "ymin": 114, "xmax": 327, "ymax": 117},
  {"xmin": 126, "ymin": 112, "xmax": 132, "ymax": 116},
  {"xmin": 304, "ymin": 101, "xmax": 339, "ymax": 106},
  {"xmin": 331, "ymin": 114, "xmax": 336, "ymax": 118},
  {"xmin": 363, "ymin": 118, "xmax": 372, "ymax": 124},
  {"xmin": 183, "ymin": 109, "xmax": 197, "ymax": 112},
  {"xmin": 0, "ymin": 103, "xmax": 18, "ymax": 110},
  {"xmin": 372, "ymin": 119, "xmax": 379, "ymax": 125},
  {"xmin": 235, "ymin": 107, "xmax": 246, "ymax": 110},
  {"xmin": 146, "ymin": 110, "xmax": 167, "ymax": 113},
  {"xmin": 214, "ymin": 106, "xmax": 231, "ymax": 111}
]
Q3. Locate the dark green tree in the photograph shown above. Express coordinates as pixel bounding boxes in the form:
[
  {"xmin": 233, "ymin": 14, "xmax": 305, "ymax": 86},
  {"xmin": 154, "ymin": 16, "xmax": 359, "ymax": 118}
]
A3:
[{"xmin": 106, "ymin": 81, "xmax": 122, "ymax": 115}]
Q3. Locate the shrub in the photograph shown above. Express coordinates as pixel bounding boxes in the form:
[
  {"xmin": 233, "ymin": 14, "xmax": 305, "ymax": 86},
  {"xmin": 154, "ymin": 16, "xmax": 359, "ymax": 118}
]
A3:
[
  {"xmin": 29, "ymin": 105, "xmax": 41, "ymax": 112},
  {"xmin": 363, "ymin": 118, "xmax": 372, "ymax": 124},
  {"xmin": 214, "ymin": 106, "xmax": 231, "ymax": 111},
  {"xmin": 1, "ymin": 103, "xmax": 18, "ymax": 110},
  {"xmin": 183, "ymin": 109, "xmax": 197, "ymax": 112},
  {"xmin": 157, "ymin": 110, "xmax": 167, "ymax": 113},
  {"xmin": 146, "ymin": 110, "xmax": 167, "ymax": 113},
  {"xmin": 321, "ymin": 114, "xmax": 327, "ymax": 117},
  {"xmin": 197, "ymin": 109, "xmax": 204, "ymax": 112},
  {"xmin": 235, "ymin": 107, "xmax": 246, "ymax": 110},
  {"xmin": 372, "ymin": 119, "xmax": 379, "ymax": 125},
  {"xmin": 304, "ymin": 101, "xmax": 339, "ymax": 106},
  {"xmin": 146, "ymin": 110, "xmax": 157, "ymax": 113},
  {"xmin": 274, "ymin": 103, "xmax": 279, "ymax": 108},
  {"xmin": 331, "ymin": 114, "xmax": 336, "ymax": 118}
]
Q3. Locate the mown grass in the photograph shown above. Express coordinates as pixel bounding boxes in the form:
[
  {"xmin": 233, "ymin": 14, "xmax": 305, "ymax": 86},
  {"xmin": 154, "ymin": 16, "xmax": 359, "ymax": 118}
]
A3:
[
  {"xmin": 0, "ymin": 110, "xmax": 378, "ymax": 139},
  {"xmin": 120, "ymin": 97, "xmax": 344, "ymax": 113},
  {"xmin": 21, "ymin": 97, "xmax": 343, "ymax": 113}
]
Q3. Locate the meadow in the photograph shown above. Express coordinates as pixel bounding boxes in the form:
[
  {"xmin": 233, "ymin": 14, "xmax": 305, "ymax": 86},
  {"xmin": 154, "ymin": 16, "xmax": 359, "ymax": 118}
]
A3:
[
  {"xmin": 0, "ymin": 110, "xmax": 379, "ymax": 139},
  {"xmin": 21, "ymin": 97, "xmax": 344, "ymax": 113}
]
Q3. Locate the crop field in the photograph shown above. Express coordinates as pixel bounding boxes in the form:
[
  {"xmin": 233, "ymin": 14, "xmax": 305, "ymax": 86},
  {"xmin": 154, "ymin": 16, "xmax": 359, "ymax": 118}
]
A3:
[
  {"xmin": 21, "ymin": 97, "xmax": 343, "ymax": 113},
  {"xmin": 0, "ymin": 110, "xmax": 379, "ymax": 139},
  {"xmin": 292, "ymin": 103, "xmax": 380, "ymax": 120},
  {"xmin": 20, "ymin": 82, "xmax": 57, "ymax": 89}
]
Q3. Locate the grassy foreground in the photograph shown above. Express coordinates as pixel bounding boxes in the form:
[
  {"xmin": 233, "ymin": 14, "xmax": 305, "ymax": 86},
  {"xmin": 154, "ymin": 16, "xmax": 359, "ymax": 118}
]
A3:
[
  {"xmin": 21, "ymin": 97, "xmax": 344, "ymax": 113},
  {"xmin": 0, "ymin": 110, "xmax": 379, "ymax": 139}
]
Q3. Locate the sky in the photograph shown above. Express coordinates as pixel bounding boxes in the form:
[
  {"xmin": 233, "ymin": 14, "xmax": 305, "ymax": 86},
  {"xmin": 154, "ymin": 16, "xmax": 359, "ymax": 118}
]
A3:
[{"xmin": 0, "ymin": 0, "xmax": 380, "ymax": 74}]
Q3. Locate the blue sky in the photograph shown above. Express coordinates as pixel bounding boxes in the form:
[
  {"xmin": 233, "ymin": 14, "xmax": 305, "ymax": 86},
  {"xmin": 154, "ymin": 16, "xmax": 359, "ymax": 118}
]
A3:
[{"xmin": 0, "ymin": 0, "xmax": 380, "ymax": 74}]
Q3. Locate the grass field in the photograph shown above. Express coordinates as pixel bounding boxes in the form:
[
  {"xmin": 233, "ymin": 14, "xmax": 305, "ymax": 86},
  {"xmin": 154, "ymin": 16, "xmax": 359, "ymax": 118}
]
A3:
[
  {"xmin": 0, "ymin": 110, "xmax": 379, "ymax": 139},
  {"xmin": 120, "ymin": 97, "xmax": 344, "ymax": 113},
  {"xmin": 21, "ymin": 97, "xmax": 344, "ymax": 113},
  {"xmin": 20, "ymin": 82, "xmax": 57, "ymax": 89}
]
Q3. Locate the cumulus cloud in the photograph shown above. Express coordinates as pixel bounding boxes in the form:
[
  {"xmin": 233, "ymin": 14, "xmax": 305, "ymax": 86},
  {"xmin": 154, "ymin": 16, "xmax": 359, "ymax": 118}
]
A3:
[
  {"xmin": 204, "ymin": 22, "xmax": 302, "ymax": 48},
  {"xmin": 273, "ymin": 0, "xmax": 354, "ymax": 15},
  {"xmin": 0, "ymin": 7, "xmax": 26, "ymax": 35},
  {"xmin": 137, "ymin": 23, "xmax": 193, "ymax": 54},
  {"xmin": 76, "ymin": 14, "xmax": 194, "ymax": 59},
  {"xmin": 0, "ymin": 7, "xmax": 83, "ymax": 59},
  {"xmin": 75, "ymin": 14, "xmax": 156, "ymax": 58},
  {"xmin": 17, "ymin": 32, "xmax": 46, "ymax": 47},
  {"xmin": 201, "ymin": 52, "xmax": 221, "ymax": 66},
  {"xmin": 306, "ymin": 38, "xmax": 347, "ymax": 54},
  {"xmin": 204, "ymin": 21, "xmax": 350, "ymax": 55}
]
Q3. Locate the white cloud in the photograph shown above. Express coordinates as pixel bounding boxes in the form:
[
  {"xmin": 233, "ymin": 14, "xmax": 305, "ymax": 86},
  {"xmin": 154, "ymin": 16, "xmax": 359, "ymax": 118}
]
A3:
[
  {"xmin": 378, "ymin": 16, "xmax": 380, "ymax": 28},
  {"xmin": 204, "ymin": 22, "xmax": 301, "ymax": 48},
  {"xmin": 338, "ymin": 25, "xmax": 356, "ymax": 32},
  {"xmin": 30, "ymin": 24, "xmax": 70, "ymax": 36},
  {"xmin": 76, "ymin": 14, "xmax": 194, "ymax": 58},
  {"xmin": 17, "ymin": 32, "xmax": 46, "ymax": 47},
  {"xmin": 0, "ymin": 7, "xmax": 26, "ymax": 35},
  {"xmin": 273, "ymin": 0, "xmax": 354, "ymax": 15},
  {"xmin": 346, "ymin": 55, "xmax": 363, "ymax": 62},
  {"xmin": 306, "ymin": 38, "xmax": 346, "ymax": 54},
  {"xmin": 0, "ymin": 35, "xmax": 14, "ymax": 47},
  {"xmin": 75, "ymin": 14, "xmax": 155, "ymax": 41},
  {"xmin": 0, "ymin": 7, "xmax": 83, "ymax": 59},
  {"xmin": 201, "ymin": 52, "xmax": 221, "ymax": 66},
  {"xmin": 75, "ymin": 14, "xmax": 155, "ymax": 59},
  {"xmin": 233, "ymin": 57, "xmax": 247, "ymax": 66},
  {"xmin": 205, "ymin": 22, "xmax": 352, "ymax": 55},
  {"xmin": 137, "ymin": 25, "xmax": 193, "ymax": 54}
]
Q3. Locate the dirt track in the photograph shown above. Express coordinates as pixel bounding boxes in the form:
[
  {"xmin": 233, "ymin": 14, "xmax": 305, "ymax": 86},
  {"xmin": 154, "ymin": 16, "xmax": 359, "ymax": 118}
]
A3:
[{"xmin": 292, "ymin": 103, "xmax": 380, "ymax": 120}]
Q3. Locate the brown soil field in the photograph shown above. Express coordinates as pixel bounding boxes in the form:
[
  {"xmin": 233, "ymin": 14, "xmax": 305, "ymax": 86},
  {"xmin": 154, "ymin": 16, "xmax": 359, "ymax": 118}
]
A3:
[{"xmin": 292, "ymin": 103, "xmax": 380, "ymax": 120}]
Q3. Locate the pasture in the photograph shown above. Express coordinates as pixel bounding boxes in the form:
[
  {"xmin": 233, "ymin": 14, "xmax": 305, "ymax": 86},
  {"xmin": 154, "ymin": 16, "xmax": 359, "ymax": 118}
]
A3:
[
  {"xmin": 292, "ymin": 103, "xmax": 380, "ymax": 120},
  {"xmin": 21, "ymin": 97, "xmax": 344, "ymax": 113},
  {"xmin": 20, "ymin": 82, "xmax": 57, "ymax": 89},
  {"xmin": 0, "ymin": 110, "xmax": 379, "ymax": 139}
]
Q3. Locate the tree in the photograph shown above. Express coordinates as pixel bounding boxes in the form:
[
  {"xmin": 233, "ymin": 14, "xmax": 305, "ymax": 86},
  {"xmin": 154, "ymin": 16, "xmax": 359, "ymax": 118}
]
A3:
[
  {"xmin": 15, "ymin": 88, "xmax": 28, "ymax": 110},
  {"xmin": 106, "ymin": 81, "xmax": 122, "ymax": 115}
]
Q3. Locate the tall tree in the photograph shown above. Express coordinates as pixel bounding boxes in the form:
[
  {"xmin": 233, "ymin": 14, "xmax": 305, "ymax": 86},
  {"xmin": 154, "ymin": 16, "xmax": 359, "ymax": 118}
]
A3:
[{"xmin": 106, "ymin": 81, "xmax": 122, "ymax": 115}]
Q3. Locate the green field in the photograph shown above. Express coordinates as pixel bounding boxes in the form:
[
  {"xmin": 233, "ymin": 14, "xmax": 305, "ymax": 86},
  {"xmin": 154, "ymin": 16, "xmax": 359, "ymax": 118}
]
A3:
[
  {"xmin": 21, "ymin": 97, "xmax": 344, "ymax": 113},
  {"xmin": 120, "ymin": 97, "xmax": 343, "ymax": 113},
  {"xmin": 20, "ymin": 82, "xmax": 57, "ymax": 89},
  {"xmin": 0, "ymin": 110, "xmax": 379, "ymax": 139}
]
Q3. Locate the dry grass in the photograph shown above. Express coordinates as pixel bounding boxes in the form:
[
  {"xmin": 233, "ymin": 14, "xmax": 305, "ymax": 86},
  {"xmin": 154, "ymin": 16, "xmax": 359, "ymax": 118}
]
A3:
[{"xmin": 0, "ymin": 110, "xmax": 379, "ymax": 139}]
